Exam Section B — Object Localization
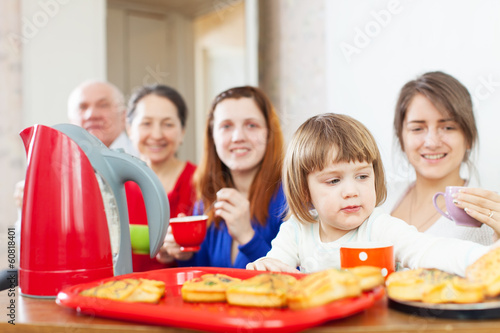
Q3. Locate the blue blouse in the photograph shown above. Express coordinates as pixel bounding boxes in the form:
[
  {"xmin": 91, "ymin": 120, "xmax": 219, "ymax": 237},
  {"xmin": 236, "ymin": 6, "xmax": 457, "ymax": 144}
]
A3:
[{"xmin": 177, "ymin": 185, "xmax": 287, "ymax": 269}]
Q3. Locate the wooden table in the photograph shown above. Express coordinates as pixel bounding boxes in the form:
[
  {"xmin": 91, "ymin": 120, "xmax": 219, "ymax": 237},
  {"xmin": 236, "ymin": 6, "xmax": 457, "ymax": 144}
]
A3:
[{"xmin": 1, "ymin": 287, "xmax": 499, "ymax": 333}]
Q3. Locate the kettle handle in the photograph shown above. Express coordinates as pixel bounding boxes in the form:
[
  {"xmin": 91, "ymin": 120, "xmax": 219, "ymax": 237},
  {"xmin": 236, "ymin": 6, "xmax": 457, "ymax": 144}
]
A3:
[{"xmin": 103, "ymin": 151, "xmax": 170, "ymax": 258}]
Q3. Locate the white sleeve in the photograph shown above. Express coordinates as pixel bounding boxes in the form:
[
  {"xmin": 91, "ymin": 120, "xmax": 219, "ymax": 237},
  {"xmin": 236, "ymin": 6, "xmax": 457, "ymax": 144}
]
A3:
[
  {"xmin": 264, "ymin": 218, "xmax": 301, "ymax": 268},
  {"xmin": 368, "ymin": 212, "xmax": 489, "ymax": 276}
]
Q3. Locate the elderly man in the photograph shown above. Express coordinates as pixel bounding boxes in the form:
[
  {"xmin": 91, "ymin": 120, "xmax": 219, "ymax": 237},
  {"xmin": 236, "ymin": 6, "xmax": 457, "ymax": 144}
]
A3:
[
  {"xmin": 67, "ymin": 80, "xmax": 139, "ymax": 156},
  {"xmin": 14, "ymin": 79, "xmax": 139, "ymax": 208}
]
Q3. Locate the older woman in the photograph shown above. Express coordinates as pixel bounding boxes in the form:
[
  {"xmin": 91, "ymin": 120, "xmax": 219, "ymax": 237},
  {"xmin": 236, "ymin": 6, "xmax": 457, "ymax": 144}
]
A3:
[{"xmin": 125, "ymin": 84, "xmax": 196, "ymax": 271}]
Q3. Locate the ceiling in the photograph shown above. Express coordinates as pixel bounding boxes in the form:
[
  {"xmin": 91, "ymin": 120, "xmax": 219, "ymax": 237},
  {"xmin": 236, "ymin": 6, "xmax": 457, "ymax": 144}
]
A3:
[{"xmin": 115, "ymin": 0, "xmax": 243, "ymax": 18}]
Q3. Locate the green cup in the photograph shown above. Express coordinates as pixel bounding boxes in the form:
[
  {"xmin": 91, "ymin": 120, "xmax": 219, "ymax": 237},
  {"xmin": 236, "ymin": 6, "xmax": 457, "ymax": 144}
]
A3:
[{"xmin": 129, "ymin": 224, "xmax": 150, "ymax": 254}]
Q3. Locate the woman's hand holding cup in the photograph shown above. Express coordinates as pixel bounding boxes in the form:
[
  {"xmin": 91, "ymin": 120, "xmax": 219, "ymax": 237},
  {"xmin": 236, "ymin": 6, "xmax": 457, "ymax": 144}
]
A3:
[
  {"xmin": 156, "ymin": 226, "xmax": 194, "ymax": 263},
  {"xmin": 156, "ymin": 213, "xmax": 206, "ymax": 263},
  {"xmin": 450, "ymin": 187, "xmax": 500, "ymax": 240},
  {"xmin": 433, "ymin": 186, "xmax": 483, "ymax": 228}
]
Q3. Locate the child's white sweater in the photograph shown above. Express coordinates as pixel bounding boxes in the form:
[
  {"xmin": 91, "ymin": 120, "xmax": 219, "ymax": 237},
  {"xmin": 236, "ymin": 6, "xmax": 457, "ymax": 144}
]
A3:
[{"xmin": 265, "ymin": 207, "xmax": 489, "ymax": 276}]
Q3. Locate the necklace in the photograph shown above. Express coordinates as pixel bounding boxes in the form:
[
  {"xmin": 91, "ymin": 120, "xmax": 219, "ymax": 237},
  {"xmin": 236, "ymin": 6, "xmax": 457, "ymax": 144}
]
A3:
[{"xmin": 408, "ymin": 187, "xmax": 442, "ymax": 232}]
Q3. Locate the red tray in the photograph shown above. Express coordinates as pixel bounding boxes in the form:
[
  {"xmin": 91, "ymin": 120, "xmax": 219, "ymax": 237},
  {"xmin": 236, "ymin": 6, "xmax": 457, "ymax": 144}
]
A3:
[{"xmin": 56, "ymin": 267, "xmax": 384, "ymax": 333}]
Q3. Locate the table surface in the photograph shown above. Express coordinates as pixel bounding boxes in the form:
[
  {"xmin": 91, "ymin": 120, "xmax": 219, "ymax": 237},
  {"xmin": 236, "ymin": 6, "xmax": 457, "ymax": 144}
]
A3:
[{"xmin": 1, "ymin": 287, "xmax": 500, "ymax": 333}]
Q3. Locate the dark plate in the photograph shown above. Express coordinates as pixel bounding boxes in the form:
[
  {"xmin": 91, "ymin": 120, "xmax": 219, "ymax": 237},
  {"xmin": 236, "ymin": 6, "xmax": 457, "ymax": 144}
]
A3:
[{"xmin": 388, "ymin": 297, "xmax": 500, "ymax": 320}]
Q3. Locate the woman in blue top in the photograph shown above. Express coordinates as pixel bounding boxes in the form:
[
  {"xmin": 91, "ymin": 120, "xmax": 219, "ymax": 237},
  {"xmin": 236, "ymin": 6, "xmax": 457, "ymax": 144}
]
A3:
[{"xmin": 157, "ymin": 86, "xmax": 286, "ymax": 268}]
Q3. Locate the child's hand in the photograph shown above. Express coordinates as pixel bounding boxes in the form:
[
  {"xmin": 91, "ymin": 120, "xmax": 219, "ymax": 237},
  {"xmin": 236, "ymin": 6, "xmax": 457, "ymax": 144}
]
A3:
[{"xmin": 246, "ymin": 258, "xmax": 300, "ymax": 273}]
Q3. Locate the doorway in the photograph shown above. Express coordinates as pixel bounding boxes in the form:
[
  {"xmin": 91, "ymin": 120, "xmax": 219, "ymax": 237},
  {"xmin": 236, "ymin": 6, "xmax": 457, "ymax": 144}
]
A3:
[{"xmin": 106, "ymin": 0, "xmax": 257, "ymax": 163}]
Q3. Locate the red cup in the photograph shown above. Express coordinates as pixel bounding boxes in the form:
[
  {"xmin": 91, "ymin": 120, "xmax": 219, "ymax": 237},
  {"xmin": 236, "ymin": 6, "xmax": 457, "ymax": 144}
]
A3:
[
  {"xmin": 340, "ymin": 242, "xmax": 394, "ymax": 278},
  {"xmin": 170, "ymin": 215, "xmax": 208, "ymax": 252}
]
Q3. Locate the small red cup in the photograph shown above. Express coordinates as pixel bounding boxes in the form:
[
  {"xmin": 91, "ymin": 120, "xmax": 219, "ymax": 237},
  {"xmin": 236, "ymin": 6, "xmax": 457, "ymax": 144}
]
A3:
[
  {"xmin": 340, "ymin": 242, "xmax": 394, "ymax": 278},
  {"xmin": 170, "ymin": 215, "xmax": 208, "ymax": 252}
]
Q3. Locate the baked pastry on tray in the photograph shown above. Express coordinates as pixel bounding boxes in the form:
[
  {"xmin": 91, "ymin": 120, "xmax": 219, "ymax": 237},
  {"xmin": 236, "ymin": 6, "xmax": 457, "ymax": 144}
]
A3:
[
  {"xmin": 345, "ymin": 266, "xmax": 385, "ymax": 291},
  {"xmin": 181, "ymin": 274, "xmax": 241, "ymax": 302},
  {"xmin": 287, "ymin": 269, "xmax": 362, "ymax": 310},
  {"xmin": 80, "ymin": 278, "xmax": 165, "ymax": 303},
  {"xmin": 466, "ymin": 246, "xmax": 500, "ymax": 298},
  {"xmin": 226, "ymin": 273, "xmax": 297, "ymax": 308}
]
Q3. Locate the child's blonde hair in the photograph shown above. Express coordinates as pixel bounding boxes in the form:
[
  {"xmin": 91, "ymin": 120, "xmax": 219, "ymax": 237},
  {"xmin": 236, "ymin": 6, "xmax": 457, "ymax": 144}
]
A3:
[{"xmin": 283, "ymin": 113, "xmax": 387, "ymax": 223}]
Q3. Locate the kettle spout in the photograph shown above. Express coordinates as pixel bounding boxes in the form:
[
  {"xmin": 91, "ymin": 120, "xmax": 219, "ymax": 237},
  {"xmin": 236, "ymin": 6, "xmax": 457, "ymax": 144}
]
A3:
[{"xmin": 19, "ymin": 126, "xmax": 36, "ymax": 154}]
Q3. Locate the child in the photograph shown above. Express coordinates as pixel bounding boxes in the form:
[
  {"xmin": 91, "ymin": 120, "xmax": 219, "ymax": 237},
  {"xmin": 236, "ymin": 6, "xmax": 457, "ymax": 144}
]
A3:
[{"xmin": 247, "ymin": 113, "xmax": 497, "ymax": 276}]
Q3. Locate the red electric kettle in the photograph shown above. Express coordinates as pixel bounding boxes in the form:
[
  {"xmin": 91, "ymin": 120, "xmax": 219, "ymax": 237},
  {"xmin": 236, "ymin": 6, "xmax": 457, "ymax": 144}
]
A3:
[{"xmin": 19, "ymin": 124, "xmax": 169, "ymax": 298}]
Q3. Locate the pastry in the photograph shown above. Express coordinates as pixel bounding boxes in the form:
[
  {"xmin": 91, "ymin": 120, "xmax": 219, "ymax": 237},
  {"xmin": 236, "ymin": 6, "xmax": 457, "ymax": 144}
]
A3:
[
  {"xmin": 226, "ymin": 273, "xmax": 297, "ymax": 308},
  {"xmin": 385, "ymin": 268, "xmax": 454, "ymax": 302},
  {"xmin": 346, "ymin": 266, "xmax": 384, "ymax": 291},
  {"xmin": 422, "ymin": 276, "xmax": 484, "ymax": 304},
  {"xmin": 386, "ymin": 268, "xmax": 485, "ymax": 304},
  {"xmin": 181, "ymin": 274, "xmax": 241, "ymax": 303},
  {"xmin": 287, "ymin": 268, "xmax": 361, "ymax": 310},
  {"xmin": 466, "ymin": 247, "xmax": 500, "ymax": 297},
  {"xmin": 80, "ymin": 278, "xmax": 165, "ymax": 303}
]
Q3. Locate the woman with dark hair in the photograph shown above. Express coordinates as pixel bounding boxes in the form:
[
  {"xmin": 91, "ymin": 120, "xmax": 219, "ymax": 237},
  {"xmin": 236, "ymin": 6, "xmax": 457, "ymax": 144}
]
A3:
[
  {"xmin": 384, "ymin": 71, "xmax": 500, "ymax": 244},
  {"xmin": 125, "ymin": 84, "xmax": 196, "ymax": 271},
  {"xmin": 157, "ymin": 86, "xmax": 287, "ymax": 268}
]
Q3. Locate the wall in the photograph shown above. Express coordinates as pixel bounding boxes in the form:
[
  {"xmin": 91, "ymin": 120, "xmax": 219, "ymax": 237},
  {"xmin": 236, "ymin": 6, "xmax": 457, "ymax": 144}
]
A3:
[
  {"xmin": 259, "ymin": 0, "xmax": 328, "ymax": 142},
  {"xmin": 0, "ymin": 0, "xmax": 24, "ymax": 269},
  {"xmin": 0, "ymin": 0, "xmax": 107, "ymax": 268},
  {"xmin": 194, "ymin": 1, "xmax": 246, "ymax": 160},
  {"xmin": 22, "ymin": 0, "xmax": 107, "ymax": 128}
]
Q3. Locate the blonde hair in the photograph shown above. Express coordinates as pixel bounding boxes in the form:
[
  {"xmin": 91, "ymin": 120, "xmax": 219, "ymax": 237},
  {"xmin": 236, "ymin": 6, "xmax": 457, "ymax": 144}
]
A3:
[{"xmin": 283, "ymin": 113, "xmax": 386, "ymax": 223}]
